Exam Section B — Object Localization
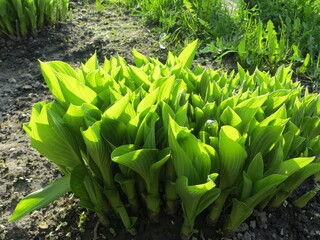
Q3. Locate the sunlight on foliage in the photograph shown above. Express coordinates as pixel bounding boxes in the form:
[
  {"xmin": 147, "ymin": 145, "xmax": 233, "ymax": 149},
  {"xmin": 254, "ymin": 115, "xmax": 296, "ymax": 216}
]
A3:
[{"xmin": 9, "ymin": 41, "xmax": 320, "ymax": 239}]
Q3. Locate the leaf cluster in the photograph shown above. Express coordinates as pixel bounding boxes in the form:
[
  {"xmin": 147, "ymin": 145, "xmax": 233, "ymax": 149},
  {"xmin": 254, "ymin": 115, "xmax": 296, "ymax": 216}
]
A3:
[
  {"xmin": 10, "ymin": 41, "xmax": 320, "ymax": 239},
  {"xmin": 0, "ymin": 0, "xmax": 69, "ymax": 38}
]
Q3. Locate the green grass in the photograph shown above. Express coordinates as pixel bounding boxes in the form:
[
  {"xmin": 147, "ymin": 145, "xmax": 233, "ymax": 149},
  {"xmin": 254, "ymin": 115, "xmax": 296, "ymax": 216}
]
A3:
[{"xmin": 111, "ymin": 0, "xmax": 320, "ymax": 85}]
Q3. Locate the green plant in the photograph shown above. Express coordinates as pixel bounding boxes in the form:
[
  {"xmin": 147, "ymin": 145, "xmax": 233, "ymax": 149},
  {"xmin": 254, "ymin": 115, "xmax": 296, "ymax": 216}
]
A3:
[
  {"xmin": 9, "ymin": 41, "xmax": 320, "ymax": 239},
  {"xmin": 0, "ymin": 0, "xmax": 69, "ymax": 38},
  {"xmin": 116, "ymin": 0, "xmax": 320, "ymax": 83},
  {"xmin": 243, "ymin": 0, "xmax": 320, "ymax": 80}
]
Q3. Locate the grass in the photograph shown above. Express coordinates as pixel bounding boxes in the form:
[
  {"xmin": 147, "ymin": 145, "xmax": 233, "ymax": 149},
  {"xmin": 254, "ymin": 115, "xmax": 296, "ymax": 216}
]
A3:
[{"xmin": 108, "ymin": 0, "xmax": 320, "ymax": 86}]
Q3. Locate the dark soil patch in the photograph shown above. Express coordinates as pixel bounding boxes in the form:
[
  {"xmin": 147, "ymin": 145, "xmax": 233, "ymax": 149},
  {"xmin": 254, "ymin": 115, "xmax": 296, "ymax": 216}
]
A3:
[{"xmin": 0, "ymin": 2, "xmax": 319, "ymax": 240}]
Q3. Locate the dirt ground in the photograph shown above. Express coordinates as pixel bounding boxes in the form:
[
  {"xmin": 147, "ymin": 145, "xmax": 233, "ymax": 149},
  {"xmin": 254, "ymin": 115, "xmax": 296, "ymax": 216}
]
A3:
[{"xmin": 1, "ymin": 2, "xmax": 320, "ymax": 240}]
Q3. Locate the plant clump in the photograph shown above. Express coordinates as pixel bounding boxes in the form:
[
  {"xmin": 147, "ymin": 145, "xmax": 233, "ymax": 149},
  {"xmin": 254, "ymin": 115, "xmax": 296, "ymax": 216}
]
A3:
[
  {"xmin": 9, "ymin": 41, "xmax": 320, "ymax": 239},
  {"xmin": 0, "ymin": 0, "xmax": 69, "ymax": 38}
]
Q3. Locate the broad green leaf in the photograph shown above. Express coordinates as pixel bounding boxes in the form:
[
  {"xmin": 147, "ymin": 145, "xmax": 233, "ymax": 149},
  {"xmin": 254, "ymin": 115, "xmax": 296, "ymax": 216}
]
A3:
[
  {"xmin": 114, "ymin": 173, "xmax": 138, "ymax": 209},
  {"xmin": 220, "ymin": 106, "xmax": 242, "ymax": 128},
  {"xmin": 39, "ymin": 61, "xmax": 73, "ymax": 106},
  {"xmin": 103, "ymin": 93, "xmax": 131, "ymax": 120},
  {"xmin": 177, "ymin": 40, "xmax": 198, "ymax": 69},
  {"xmin": 83, "ymin": 51, "xmax": 99, "ymax": 72},
  {"xmin": 82, "ymin": 122, "xmax": 114, "ymax": 187},
  {"xmin": 234, "ymin": 94, "xmax": 268, "ymax": 132},
  {"xmin": 70, "ymin": 165, "xmax": 91, "ymax": 200},
  {"xmin": 166, "ymin": 51, "xmax": 177, "ymax": 67},
  {"xmin": 281, "ymin": 163, "xmax": 320, "ymax": 192},
  {"xmin": 247, "ymin": 153, "xmax": 264, "ymax": 182},
  {"xmin": 100, "ymin": 117, "xmax": 127, "ymax": 147},
  {"xmin": 252, "ymin": 174, "xmax": 287, "ymax": 194},
  {"xmin": 249, "ymin": 124, "xmax": 285, "ymax": 158},
  {"xmin": 245, "ymin": 176, "xmax": 287, "ymax": 209},
  {"xmin": 128, "ymin": 65, "xmax": 151, "ymax": 90},
  {"xmin": 137, "ymin": 88, "xmax": 159, "ymax": 113},
  {"xmin": 293, "ymin": 185, "xmax": 320, "ymax": 208},
  {"xmin": 132, "ymin": 49, "xmax": 149, "ymax": 67},
  {"xmin": 56, "ymin": 72, "xmax": 97, "ymax": 106},
  {"xmin": 63, "ymin": 103, "xmax": 101, "ymax": 132},
  {"xmin": 134, "ymin": 107, "xmax": 158, "ymax": 148},
  {"xmin": 224, "ymin": 199, "xmax": 252, "ymax": 232},
  {"xmin": 264, "ymin": 91, "xmax": 291, "ymax": 113},
  {"xmin": 240, "ymin": 172, "xmax": 253, "ymax": 200},
  {"xmin": 24, "ymin": 102, "xmax": 82, "ymax": 170},
  {"xmin": 301, "ymin": 117, "xmax": 320, "ymax": 139},
  {"xmin": 111, "ymin": 145, "xmax": 160, "ymax": 193},
  {"xmin": 259, "ymin": 104, "xmax": 287, "ymax": 127},
  {"xmin": 70, "ymin": 165, "xmax": 106, "ymax": 215},
  {"xmin": 176, "ymin": 174, "xmax": 220, "ymax": 223},
  {"xmin": 9, "ymin": 175, "xmax": 71, "ymax": 222},
  {"xmin": 84, "ymin": 69, "xmax": 112, "ymax": 94},
  {"xmin": 219, "ymin": 126, "xmax": 247, "ymax": 189},
  {"xmin": 271, "ymin": 157, "xmax": 315, "ymax": 176},
  {"xmin": 168, "ymin": 117, "xmax": 212, "ymax": 184}
]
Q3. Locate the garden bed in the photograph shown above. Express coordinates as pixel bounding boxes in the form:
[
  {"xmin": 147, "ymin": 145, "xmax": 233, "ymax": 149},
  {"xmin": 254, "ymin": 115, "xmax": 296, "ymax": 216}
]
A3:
[{"xmin": 0, "ymin": 3, "xmax": 319, "ymax": 240}]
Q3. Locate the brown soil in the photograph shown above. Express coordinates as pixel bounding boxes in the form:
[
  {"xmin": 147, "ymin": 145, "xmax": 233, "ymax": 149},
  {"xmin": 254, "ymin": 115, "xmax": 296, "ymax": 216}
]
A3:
[{"xmin": 1, "ymin": 2, "xmax": 320, "ymax": 240}]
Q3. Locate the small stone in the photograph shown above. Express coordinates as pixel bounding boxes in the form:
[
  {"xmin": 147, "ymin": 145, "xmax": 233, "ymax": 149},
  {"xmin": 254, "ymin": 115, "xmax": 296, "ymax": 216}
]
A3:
[
  {"xmin": 21, "ymin": 73, "xmax": 34, "ymax": 80},
  {"xmin": 250, "ymin": 220, "xmax": 256, "ymax": 229},
  {"xmin": 8, "ymin": 78, "xmax": 16, "ymax": 83},
  {"xmin": 237, "ymin": 223, "xmax": 249, "ymax": 232},
  {"xmin": 32, "ymin": 81, "xmax": 41, "ymax": 88},
  {"xmin": 22, "ymin": 85, "xmax": 33, "ymax": 90},
  {"xmin": 38, "ymin": 221, "xmax": 48, "ymax": 229},
  {"xmin": 237, "ymin": 233, "xmax": 243, "ymax": 238},
  {"xmin": 243, "ymin": 232, "xmax": 252, "ymax": 240},
  {"xmin": 9, "ymin": 148, "xmax": 16, "ymax": 152}
]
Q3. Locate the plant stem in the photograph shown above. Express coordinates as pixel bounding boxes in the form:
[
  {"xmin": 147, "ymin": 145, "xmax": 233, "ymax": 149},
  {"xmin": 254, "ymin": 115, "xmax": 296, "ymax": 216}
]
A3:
[
  {"xmin": 207, "ymin": 190, "xmax": 230, "ymax": 225},
  {"xmin": 164, "ymin": 180, "xmax": 178, "ymax": 214},
  {"xmin": 180, "ymin": 218, "xmax": 195, "ymax": 240},
  {"xmin": 104, "ymin": 188, "xmax": 137, "ymax": 235}
]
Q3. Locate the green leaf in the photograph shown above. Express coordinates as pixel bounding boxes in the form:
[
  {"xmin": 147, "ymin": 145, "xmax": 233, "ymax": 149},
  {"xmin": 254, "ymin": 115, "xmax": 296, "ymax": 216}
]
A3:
[
  {"xmin": 100, "ymin": 117, "xmax": 127, "ymax": 147},
  {"xmin": 111, "ymin": 145, "xmax": 159, "ymax": 193},
  {"xmin": 247, "ymin": 153, "xmax": 264, "ymax": 182},
  {"xmin": 281, "ymin": 163, "xmax": 320, "ymax": 193},
  {"xmin": 168, "ymin": 117, "xmax": 212, "ymax": 184},
  {"xmin": 82, "ymin": 121, "xmax": 114, "ymax": 188},
  {"xmin": 132, "ymin": 49, "xmax": 149, "ymax": 67},
  {"xmin": 293, "ymin": 185, "xmax": 320, "ymax": 208},
  {"xmin": 9, "ymin": 175, "xmax": 71, "ymax": 222},
  {"xmin": 240, "ymin": 172, "xmax": 253, "ymax": 201},
  {"xmin": 128, "ymin": 65, "xmax": 151, "ymax": 90},
  {"xmin": 56, "ymin": 72, "xmax": 98, "ymax": 106},
  {"xmin": 220, "ymin": 106, "xmax": 242, "ymax": 129},
  {"xmin": 137, "ymin": 88, "xmax": 159, "ymax": 114},
  {"xmin": 260, "ymin": 104, "xmax": 287, "ymax": 126},
  {"xmin": 177, "ymin": 40, "xmax": 198, "ymax": 69},
  {"xmin": 249, "ymin": 124, "xmax": 286, "ymax": 158},
  {"xmin": 39, "ymin": 61, "xmax": 77, "ymax": 106},
  {"xmin": 63, "ymin": 103, "xmax": 101, "ymax": 132},
  {"xmin": 224, "ymin": 199, "xmax": 252, "ymax": 232},
  {"xmin": 83, "ymin": 51, "xmax": 99, "ymax": 72},
  {"xmin": 219, "ymin": 126, "xmax": 247, "ymax": 189},
  {"xmin": 176, "ymin": 174, "xmax": 220, "ymax": 226},
  {"xmin": 70, "ymin": 165, "xmax": 106, "ymax": 215},
  {"xmin": 252, "ymin": 174, "xmax": 287, "ymax": 194},
  {"xmin": 70, "ymin": 165, "xmax": 91, "ymax": 200},
  {"xmin": 234, "ymin": 94, "xmax": 268, "ymax": 132},
  {"xmin": 103, "ymin": 93, "xmax": 131, "ymax": 120},
  {"xmin": 135, "ymin": 109, "xmax": 159, "ymax": 149},
  {"xmin": 245, "ymin": 175, "xmax": 287, "ymax": 209},
  {"xmin": 271, "ymin": 157, "xmax": 315, "ymax": 176},
  {"xmin": 24, "ymin": 102, "xmax": 82, "ymax": 170}
]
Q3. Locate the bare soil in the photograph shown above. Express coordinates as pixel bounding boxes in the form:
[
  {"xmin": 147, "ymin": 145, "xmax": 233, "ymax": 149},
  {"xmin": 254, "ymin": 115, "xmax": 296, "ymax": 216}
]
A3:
[{"xmin": 1, "ymin": 2, "xmax": 320, "ymax": 240}]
